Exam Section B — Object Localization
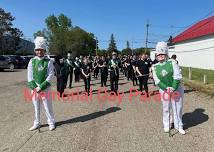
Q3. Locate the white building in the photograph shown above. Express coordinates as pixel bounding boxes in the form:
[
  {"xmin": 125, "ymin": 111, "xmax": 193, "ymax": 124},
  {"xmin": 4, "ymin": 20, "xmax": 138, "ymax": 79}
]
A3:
[{"xmin": 152, "ymin": 16, "xmax": 214, "ymax": 70}]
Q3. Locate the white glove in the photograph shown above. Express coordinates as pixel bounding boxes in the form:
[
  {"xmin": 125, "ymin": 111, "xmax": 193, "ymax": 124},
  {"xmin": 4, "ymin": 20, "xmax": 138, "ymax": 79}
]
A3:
[
  {"xmin": 167, "ymin": 87, "xmax": 174, "ymax": 93},
  {"xmin": 35, "ymin": 87, "xmax": 41, "ymax": 93}
]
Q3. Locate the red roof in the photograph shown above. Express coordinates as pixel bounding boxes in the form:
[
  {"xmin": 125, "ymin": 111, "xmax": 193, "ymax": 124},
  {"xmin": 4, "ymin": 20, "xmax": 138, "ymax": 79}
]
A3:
[{"xmin": 172, "ymin": 16, "xmax": 214, "ymax": 43}]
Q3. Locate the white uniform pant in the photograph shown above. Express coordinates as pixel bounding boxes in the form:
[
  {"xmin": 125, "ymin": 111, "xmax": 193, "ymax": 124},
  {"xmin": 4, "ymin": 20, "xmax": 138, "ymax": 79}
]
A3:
[
  {"xmin": 31, "ymin": 88, "xmax": 55, "ymax": 126},
  {"xmin": 160, "ymin": 86, "xmax": 184, "ymax": 129}
]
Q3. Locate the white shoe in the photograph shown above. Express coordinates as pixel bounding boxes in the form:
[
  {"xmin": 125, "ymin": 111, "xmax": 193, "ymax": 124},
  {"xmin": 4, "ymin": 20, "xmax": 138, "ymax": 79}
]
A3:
[
  {"xmin": 29, "ymin": 125, "xmax": 40, "ymax": 131},
  {"xmin": 176, "ymin": 128, "xmax": 186, "ymax": 135},
  {"xmin": 164, "ymin": 128, "xmax": 170, "ymax": 133},
  {"xmin": 49, "ymin": 125, "xmax": 55, "ymax": 131}
]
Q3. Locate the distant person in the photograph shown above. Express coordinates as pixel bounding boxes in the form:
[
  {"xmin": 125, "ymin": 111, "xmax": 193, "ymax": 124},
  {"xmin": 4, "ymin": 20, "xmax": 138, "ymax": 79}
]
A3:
[
  {"xmin": 131, "ymin": 55, "xmax": 138, "ymax": 86},
  {"xmin": 152, "ymin": 53, "xmax": 159, "ymax": 65},
  {"xmin": 74, "ymin": 57, "xmax": 81, "ymax": 82},
  {"xmin": 136, "ymin": 52, "xmax": 151, "ymax": 97},
  {"xmin": 55, "ymin": 55, "xmax": 68, "ymax": 97},
  {"xmin": 151, "ymin": 54, "xmax": 159, "ymax": 86},
  {"xmin": 108, "ymin": 52, "xmax": 120, "ymax": 95},
  {"xmin": 93, "ymin": 58, "xmax": 99, "ymax": 79},
  {"xmin": 66, "ymin": 51, "xmax": 74, "ymax": 89},
  {"xmin": 125, "ymin": 56, "xmax": 132, "ymax": 81},
  {"xmin": 98, "ymin": 56, "xmax": 108, "ymax": 87},
  {"xmin": 171, "ymin": 54, "xmax": 178, "ymax": 64},
  {"xmin": 81, "ymin": 57, "xmax": 92, "ymax": 95}
]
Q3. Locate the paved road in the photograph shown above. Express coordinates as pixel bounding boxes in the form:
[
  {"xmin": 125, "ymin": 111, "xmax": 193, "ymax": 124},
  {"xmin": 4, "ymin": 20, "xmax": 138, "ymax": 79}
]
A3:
[{"xmin": 0, "ymin": 69, "xmax": 213, "ymax": 152}]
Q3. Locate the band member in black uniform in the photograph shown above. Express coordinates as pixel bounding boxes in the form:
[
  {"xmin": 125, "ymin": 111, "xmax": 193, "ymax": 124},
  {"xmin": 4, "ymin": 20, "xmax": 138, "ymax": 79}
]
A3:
[
  {"xmin": 98, "ymin": 56, "xmax": 108, "ymax": 87},
  {"xmin": 122, "ymin": 56, "xmax": 127, "ymax": 77},
  {"xmin": 125, "ymin": 56, "xmax": 133, "ymax": 81},
  {"xmin": 171, "ymin": 54, "xmax": 179, "ymax": 64},
  {"xmin": 136, "ymin": 52, "xmax": 151, "ymax": 97},
  {"xmin": 54, "ymin": 55, "xmax": 68, "ymax": 97},
  {"xmin": 74, "ymin": 57, "xmax": 81, "ymax": 82},
  {"xmin": 152, "ymin": 54, "xmax": 159, "ymax": 65},
  {"xmin": 108, "ymin": 52, "xmax": 120, "ymax": 94},
  {"xmin": 66, "ymin": 51, "xmax": 74, "ymax": 89},
  {"xmin": 93, "ymin": 58, "xmax": 99, "ymax": 79},
  {"xmin": 131, "ymin": 55, "xmax": 138, "ymax": 86},
  {"xmin": 81, "ymin": 57, "xmax": 92, "ymax": 95},
  {"xmin": 151, "ymin": 54, "xmax": 159, "ymax": 87}
]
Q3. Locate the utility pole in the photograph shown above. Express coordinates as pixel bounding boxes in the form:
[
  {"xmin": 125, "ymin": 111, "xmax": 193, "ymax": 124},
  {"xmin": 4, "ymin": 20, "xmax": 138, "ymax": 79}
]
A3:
[
  {"xmin": 131, "ymin": 40, "xmax": 134, "ymax": 56},
  {"xmin": 145, "ymin": 20, "xmax": 149, "ymax": 51},
  {"xmin": 95, "ymin": 37, "xmax": 98, "ymax": 56}
]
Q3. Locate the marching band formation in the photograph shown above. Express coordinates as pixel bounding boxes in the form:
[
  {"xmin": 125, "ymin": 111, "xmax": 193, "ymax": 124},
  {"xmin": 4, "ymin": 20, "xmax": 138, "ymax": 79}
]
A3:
[{"xmin": 27, "ymin": 36, "xmax": 185, "ymax": 135}]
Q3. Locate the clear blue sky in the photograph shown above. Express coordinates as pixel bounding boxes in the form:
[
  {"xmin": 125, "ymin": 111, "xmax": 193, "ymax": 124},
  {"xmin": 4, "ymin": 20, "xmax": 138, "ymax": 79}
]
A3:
[{"xmin": 1, "ymin": 0, "xmax": 214, "ymax": 50}]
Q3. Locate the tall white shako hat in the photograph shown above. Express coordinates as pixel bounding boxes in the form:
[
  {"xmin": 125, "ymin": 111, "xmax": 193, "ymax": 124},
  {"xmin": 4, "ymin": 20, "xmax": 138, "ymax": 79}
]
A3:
[
  {"xmin": 156, "ymin": 41, "xmax": 168, "ymax": 56},
  {"xmin": 112, "ymin": 51, "xmax": 117, "ymax": 55},
  {"xmin": 34, "ymin": 36, "xmax": 47, "ymax": 51}
]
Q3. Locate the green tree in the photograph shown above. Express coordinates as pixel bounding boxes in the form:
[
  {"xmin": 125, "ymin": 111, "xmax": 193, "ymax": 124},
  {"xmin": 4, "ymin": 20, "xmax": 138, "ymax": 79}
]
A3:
[
  {"xmin": 133, "ymin": 47, "xmax": 150, "ymax": 55},
  {"xmin": 0, "ymin": 8, "xmax": 23, "ymax": 55},
  {"xmin": 107, "ymin": 34, "xmax": 118, "ymax": 55},
  {"xmin": 97, "ymin": 49, "xmax": 107, "ymax": 56},
  {"xmin": 45, "ymin": 14, "xmax": 72, "ymax": 56},
  {"xmin": 34, "ymin": 14, "xmax": 96, "ymax": 57},
  {"xmin": 68, "ymin": 27, "xmax": 96, "ymax": 57},
  {"xmin": 33, "ymin": 28, "xmax": 49, "ymax": 39},
  {"xmin": 121, "ymin": 41, "xmax": 132, "ymax": 55}
]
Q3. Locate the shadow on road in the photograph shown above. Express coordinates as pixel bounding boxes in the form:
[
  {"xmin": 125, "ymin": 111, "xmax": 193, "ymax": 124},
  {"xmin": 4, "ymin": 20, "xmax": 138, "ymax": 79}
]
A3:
[
  {"xmin": 0, "ymin": 69, "xmax": 25, "ymax": 73},
  {"xmin": 56, "ymin": 107, "xmax": 121, "ymax": 127},
  {"xmin": 184, "ymin": 89, "xmax": 196, "ymax": 94},
  {"xmin": 182, "ymin": 108, "xmax": 209, "ymax": 130},
  {"xmin": 40, "ymin": 107, "xmax": 121, "ymax": 128}
]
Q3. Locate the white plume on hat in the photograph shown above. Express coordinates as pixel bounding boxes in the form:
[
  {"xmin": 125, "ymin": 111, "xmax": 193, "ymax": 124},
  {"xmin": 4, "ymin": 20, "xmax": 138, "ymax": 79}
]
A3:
[
  {"xmin": 34, "ymin": 36, "xmax": 47, "ymax": 51},
  {"xmin": 156, "ymin": 41, "xmax": 168, "ymax": 55}
]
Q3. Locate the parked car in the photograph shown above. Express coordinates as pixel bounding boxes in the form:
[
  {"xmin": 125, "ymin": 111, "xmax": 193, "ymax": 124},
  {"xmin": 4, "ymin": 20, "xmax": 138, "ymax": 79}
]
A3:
[
  {"xmin": 21, "ymin": 56, "xmax": 34, "ymax": 68},
  {"xmin": 0, "ymin": 55, "xmax": 16, "ymax": 71},
  {"xmin": 5, "ymin": 55, "xmax": 26, "ymax": 69}
]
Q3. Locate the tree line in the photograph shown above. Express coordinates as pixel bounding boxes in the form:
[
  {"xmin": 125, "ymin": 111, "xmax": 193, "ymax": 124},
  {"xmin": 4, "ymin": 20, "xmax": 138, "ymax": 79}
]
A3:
[{"xmin": 0, "ymin": 7, "xmax": 151, "ymax": 56}]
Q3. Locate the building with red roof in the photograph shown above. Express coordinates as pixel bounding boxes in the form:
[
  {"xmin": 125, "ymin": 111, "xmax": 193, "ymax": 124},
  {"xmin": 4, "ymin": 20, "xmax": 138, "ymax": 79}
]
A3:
[
  {"xmin": 169, "ymin": 16, "xmax": 214, "ymax": 70},
  {"xmin": 172, "ymin": 16, "xmax": 214, "ymax": 43}
]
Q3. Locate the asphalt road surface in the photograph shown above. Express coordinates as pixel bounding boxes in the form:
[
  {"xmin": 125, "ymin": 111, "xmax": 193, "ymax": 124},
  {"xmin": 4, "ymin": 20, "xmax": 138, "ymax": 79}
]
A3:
[{"xmin": 0, "ymin": 69, "xmax": 213, "ymax": 152}]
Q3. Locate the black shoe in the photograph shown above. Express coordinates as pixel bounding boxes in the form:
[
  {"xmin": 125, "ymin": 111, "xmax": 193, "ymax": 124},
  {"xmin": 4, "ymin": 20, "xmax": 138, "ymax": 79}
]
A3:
[
  {"xmin": 146, "ymin": 94, "xmax": 149, "ymax": 98},
  {"xmin": 140, "ymin": 92, "xmax": 145, "ymax": 95}
]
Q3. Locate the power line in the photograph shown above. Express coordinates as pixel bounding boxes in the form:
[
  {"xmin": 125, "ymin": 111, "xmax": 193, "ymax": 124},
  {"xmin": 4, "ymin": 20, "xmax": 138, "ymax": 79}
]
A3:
[{"xmin": 150, "ymin": 24, "xmax": 186, "ymax": 29}]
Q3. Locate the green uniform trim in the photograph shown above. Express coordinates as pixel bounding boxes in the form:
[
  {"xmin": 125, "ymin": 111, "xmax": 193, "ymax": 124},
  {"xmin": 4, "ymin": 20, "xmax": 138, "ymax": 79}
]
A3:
[
  {"xmin": 40, "ymin": 80, "xmax": 51, "ymax": 90},
  {"xmin": 27, "ymin": 80, "xmax": 38, "ymax": 90},
  {"xmin": 154, "ymin": 60, "xmax": 180, "ymax": 91},
  {"xmin": 172, "ymin": 79, "xmax": 180, "ymax": 90},
  {"xmin": 31, "ymin": 58, "xmax": 50, "ymax": 91},
  {"xmin": 108, "ymin": 59, "xmax": 120, "ymax": 69},
  {"xmin": 158, "ymin": 82, "xmax": 168, "ymax": 91}
]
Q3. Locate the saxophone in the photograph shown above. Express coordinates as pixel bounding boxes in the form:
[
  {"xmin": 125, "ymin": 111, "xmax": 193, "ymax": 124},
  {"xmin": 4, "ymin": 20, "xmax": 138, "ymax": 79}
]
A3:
[{"xmin": 111, "ymin": 59, "xmax": 118, "ymax": 77}]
